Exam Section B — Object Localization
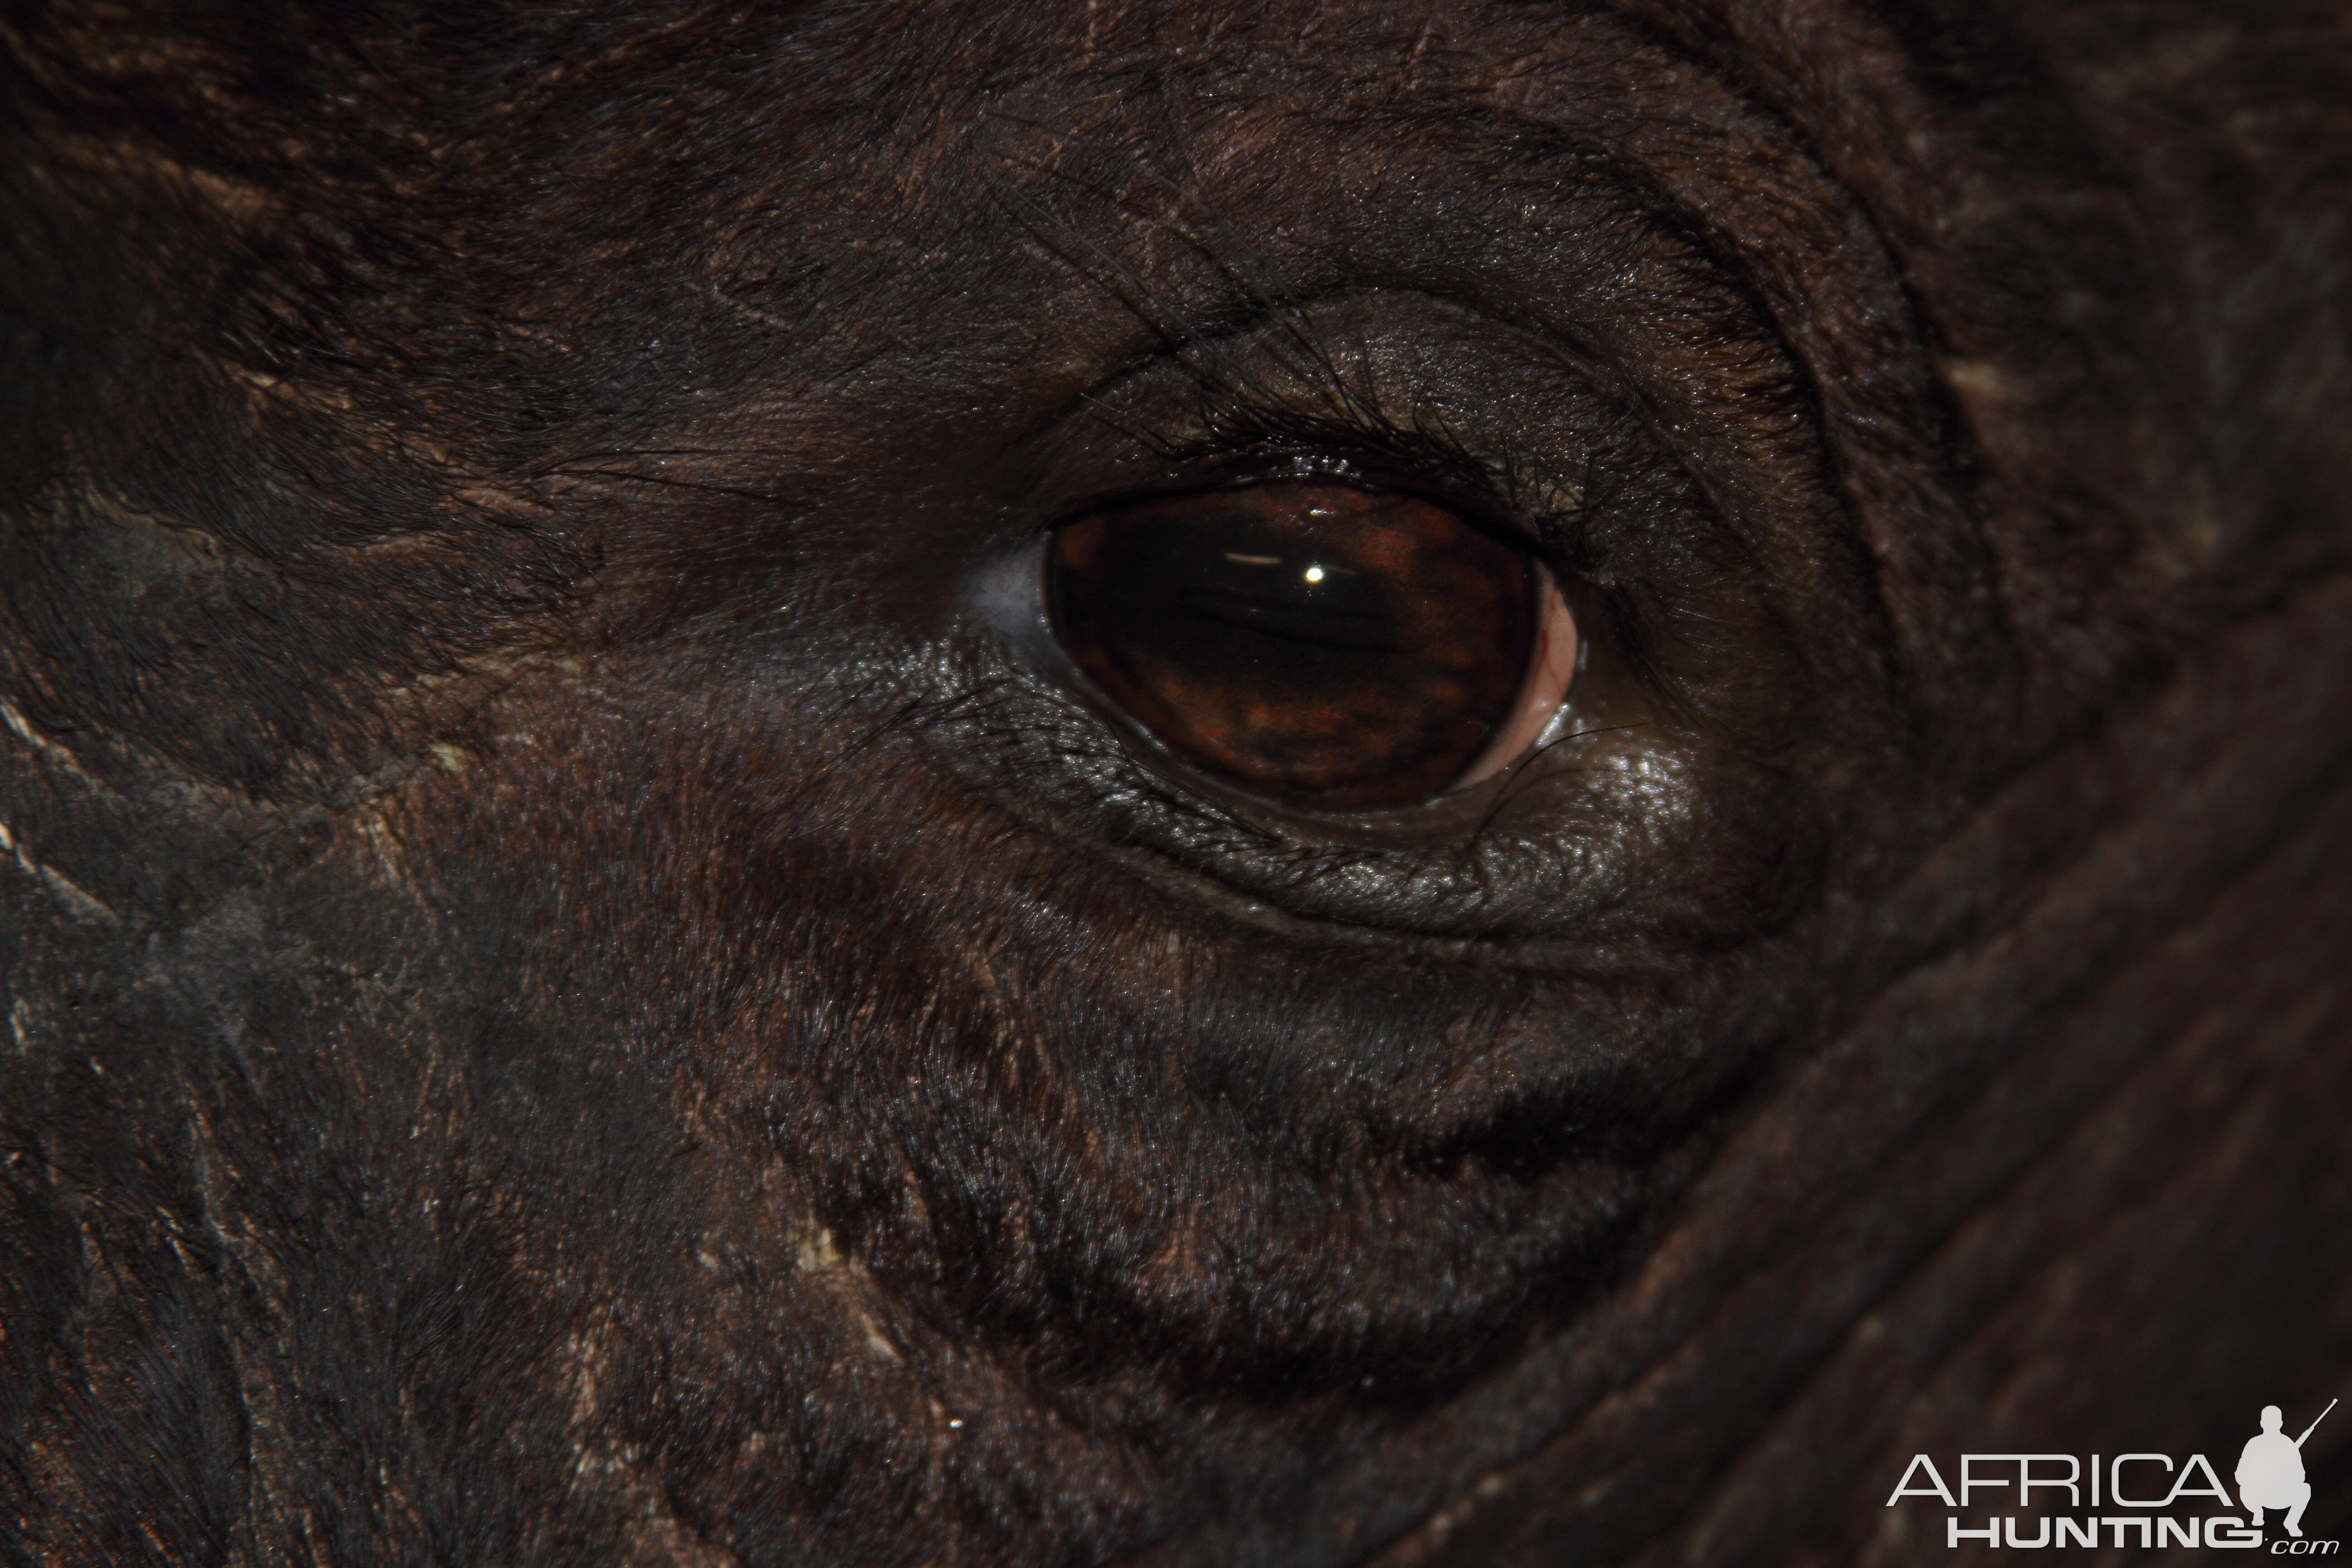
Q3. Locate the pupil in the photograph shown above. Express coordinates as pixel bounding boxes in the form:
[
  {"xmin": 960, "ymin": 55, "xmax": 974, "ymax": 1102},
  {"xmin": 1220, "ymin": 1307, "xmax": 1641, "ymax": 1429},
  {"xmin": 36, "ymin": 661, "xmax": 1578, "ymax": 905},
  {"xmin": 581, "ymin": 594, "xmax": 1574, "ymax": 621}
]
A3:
[{"xmin": 1047, "ymin": 480, "xmax": 1541, "ymax": 811}]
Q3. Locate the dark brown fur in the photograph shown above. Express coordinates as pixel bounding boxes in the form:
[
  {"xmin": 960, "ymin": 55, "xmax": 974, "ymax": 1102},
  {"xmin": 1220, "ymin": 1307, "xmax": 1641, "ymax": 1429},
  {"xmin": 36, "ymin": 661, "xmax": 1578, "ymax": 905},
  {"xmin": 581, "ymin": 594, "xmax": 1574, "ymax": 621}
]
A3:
[{"xmin": 2, "ymin": 2, "xmax": 2347, "ymax": 1563}]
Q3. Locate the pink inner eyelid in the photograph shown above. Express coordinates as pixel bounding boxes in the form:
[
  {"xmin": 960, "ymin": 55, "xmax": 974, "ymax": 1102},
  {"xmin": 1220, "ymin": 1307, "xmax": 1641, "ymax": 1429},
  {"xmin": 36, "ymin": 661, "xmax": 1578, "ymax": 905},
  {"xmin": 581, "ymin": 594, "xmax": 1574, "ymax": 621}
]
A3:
[{"xmin": 1451, "ymin": 568, "xmax": 1578, "ymax": 791}]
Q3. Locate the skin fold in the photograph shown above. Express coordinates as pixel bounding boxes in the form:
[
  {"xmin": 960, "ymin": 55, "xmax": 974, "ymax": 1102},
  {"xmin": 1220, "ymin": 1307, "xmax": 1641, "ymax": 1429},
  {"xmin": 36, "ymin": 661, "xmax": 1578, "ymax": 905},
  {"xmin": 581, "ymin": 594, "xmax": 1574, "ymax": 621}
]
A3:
[{"xmin": 1, "ymin": 1, "xmax": 2346, "ymax": 1563}]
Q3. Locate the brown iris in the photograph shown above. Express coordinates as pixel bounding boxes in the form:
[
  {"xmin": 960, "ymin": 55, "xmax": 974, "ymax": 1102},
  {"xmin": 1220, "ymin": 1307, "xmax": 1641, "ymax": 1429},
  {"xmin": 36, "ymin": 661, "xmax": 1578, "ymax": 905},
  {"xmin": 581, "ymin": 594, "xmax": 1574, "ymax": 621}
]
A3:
[{"xmin": 1047, "ymin": 480, "xmax": 1575, "ymax": 813}]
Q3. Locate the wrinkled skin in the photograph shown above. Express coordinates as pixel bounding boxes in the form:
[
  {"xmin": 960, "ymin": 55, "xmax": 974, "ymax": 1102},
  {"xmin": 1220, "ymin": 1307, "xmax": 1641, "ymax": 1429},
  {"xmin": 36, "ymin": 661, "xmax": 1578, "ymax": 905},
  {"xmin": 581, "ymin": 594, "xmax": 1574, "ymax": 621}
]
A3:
[{"xmin": 2, "ymin": 1, "xmax": 2348, "ymax": 1563}]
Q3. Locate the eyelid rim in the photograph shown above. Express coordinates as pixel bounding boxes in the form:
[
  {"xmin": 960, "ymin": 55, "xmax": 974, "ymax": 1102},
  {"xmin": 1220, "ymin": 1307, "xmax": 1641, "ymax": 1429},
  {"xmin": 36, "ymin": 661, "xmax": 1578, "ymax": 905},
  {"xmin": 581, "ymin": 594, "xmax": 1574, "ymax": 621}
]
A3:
[{"xmin": 1039, "ymin": 450, "xmax": 1556, "ymax": 579}]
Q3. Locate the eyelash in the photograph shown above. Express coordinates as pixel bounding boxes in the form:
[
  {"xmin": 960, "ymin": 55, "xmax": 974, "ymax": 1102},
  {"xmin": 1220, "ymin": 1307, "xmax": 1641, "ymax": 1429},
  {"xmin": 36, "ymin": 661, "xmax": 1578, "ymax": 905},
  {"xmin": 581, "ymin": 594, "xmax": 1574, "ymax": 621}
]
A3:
[{"xmin": 1082, "ymin": 315, "xmax": 1560, "ymax": 552}]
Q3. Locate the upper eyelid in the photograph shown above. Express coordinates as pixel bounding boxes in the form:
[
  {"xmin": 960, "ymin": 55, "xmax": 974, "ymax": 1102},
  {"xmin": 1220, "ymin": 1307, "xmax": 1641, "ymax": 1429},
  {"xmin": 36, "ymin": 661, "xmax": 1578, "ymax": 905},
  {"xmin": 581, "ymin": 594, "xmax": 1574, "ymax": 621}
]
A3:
[
  {"xmin": 1046, "ymin": 287, "xmax": 1666, "ymax": 551},
  {"xmin": 1077, "ymin": 419, "xmax": 1531, "ymax": 544},
  {"xmin": 1062, "ymin": 377, "xmax": 1524, "ymax": 547}
]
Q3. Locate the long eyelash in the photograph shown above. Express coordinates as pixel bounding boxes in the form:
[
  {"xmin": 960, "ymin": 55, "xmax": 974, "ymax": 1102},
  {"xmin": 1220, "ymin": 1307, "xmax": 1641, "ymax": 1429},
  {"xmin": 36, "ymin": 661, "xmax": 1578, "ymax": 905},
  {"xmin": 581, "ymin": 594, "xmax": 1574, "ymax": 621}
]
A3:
[
  {"xmin": 985, "ymin": 138, "xmax": 1554, "ymax": 530},
  {"xmin": 1153, "ymin": 381, "xmax": 1510, "ymax": 500}
]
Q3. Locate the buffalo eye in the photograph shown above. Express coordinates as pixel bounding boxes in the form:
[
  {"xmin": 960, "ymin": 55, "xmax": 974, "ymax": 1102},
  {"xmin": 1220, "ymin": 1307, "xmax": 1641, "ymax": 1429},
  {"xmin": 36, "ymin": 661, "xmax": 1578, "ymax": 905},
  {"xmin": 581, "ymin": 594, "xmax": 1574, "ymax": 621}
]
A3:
[{"xmin": 1046, "ymin": 478, "xmax": 1578, "ymax": 813}]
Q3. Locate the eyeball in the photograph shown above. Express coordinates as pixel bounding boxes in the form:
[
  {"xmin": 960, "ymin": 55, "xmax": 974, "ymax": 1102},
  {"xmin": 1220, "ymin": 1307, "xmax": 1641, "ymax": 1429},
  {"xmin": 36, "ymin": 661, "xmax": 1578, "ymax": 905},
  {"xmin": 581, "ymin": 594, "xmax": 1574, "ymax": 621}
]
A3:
[{"xmin": 1047, "ymin": 480, "xmax": 1577, "ymax": 813}]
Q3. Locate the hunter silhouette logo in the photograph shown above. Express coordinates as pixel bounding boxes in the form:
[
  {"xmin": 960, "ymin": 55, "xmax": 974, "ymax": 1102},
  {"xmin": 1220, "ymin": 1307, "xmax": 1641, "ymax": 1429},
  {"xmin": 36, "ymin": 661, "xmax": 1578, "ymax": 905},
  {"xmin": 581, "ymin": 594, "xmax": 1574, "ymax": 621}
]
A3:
[
  {"xmin": 1886, "ymin": 1398, "xmax": 2339, "ymax": 1551},
  {"xmin": 2243, "ymin": 1401, "xmax": 2333, "ymax": 1539}
]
